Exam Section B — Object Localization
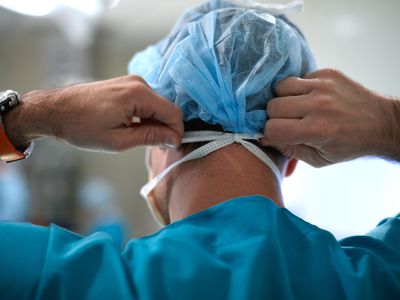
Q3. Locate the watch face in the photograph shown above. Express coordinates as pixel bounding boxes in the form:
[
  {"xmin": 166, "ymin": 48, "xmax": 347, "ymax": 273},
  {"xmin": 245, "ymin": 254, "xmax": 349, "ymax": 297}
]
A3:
[{"xmin": 0, "ymin": 90, "xmax": 20, "ymax": 114}]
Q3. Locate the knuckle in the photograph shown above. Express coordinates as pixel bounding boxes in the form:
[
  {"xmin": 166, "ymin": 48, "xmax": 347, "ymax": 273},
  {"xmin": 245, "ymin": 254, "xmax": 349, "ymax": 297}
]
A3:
[
  {"xmin": 133, "ymin": 81, "xmax": 148, "ymax": 93},
  {"xmin": 314, "ymin": 78, "xmax": 334, "ymax": 92},
  {"xmin": 125, "ymin": 81, "xmax": 148, "ymax": 98},
  {"xmin": 320, "ymin": 68, "xmax": 341, "ymax": 78},
  {"xmin": 126, "ymin": 74, "xmax": 147, "ymax": 85}
]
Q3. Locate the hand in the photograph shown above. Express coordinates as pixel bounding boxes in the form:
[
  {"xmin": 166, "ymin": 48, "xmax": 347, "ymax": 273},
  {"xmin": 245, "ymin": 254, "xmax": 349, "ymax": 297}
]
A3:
[
  {"xmin": 261, "ymin": 69, "xmax": 400, "ymax": 167},
  {"xmin": 4, "ymin": 75, "xmax": 184, "ymax": 152}
]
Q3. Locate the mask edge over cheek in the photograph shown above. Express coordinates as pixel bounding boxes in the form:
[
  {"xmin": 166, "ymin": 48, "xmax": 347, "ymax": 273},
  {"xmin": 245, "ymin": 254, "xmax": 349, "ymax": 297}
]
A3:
[{"xmin": 146, "ymin": 191, "xmax": 169, "ymax": 227}]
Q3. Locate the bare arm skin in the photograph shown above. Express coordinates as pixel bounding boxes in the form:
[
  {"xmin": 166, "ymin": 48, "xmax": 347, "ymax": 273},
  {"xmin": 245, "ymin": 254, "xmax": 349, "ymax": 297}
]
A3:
[
  {"xmin": 3, "ymin": 75, "xmax": 184, "ymax": 153},
  {"xmin": 261, "ymin": 68, "xmax": 400, "ymax": 167}
]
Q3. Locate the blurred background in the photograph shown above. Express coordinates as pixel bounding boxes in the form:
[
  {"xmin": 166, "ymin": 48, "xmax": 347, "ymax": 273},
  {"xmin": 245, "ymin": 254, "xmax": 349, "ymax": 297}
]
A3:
[{"xmin": 0, "ymin": 0, "xmax": 399, "ymax": 242}]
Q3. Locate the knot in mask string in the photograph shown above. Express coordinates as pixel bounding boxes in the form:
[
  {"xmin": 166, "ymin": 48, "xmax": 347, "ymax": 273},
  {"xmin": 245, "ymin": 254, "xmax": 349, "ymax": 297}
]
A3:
[{"xmin": 140, "ymin": 131, "xmax": 282, "ymax": 200}]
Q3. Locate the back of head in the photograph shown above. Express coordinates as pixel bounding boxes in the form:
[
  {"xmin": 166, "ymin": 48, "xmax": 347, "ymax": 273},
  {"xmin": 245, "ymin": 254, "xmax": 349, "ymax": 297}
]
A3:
[{"xmin": 130, "ymin": 1, "xmax": 317, "ymax": 225}]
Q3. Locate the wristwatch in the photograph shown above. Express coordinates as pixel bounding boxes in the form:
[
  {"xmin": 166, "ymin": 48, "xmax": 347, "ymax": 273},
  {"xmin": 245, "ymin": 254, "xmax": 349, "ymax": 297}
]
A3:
[{"xmin": 0, "ymin": 90, "xmax": 33, "ymax": 163}]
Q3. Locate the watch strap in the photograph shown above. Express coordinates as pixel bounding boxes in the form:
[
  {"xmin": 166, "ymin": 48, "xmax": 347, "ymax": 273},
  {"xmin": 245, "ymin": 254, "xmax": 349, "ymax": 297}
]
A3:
[{"xmin": 0, "ymin": 124, "xmax": 25, "ymax": 162}]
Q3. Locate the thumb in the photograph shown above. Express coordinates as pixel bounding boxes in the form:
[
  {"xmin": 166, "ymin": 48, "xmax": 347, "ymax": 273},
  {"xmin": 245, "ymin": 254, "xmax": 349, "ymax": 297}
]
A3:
[
  {"xmin": 119, "ymin": 124, "xmax": 182, "ymax": 149},
  {"xmin": 137, "ymin": 124, "xmax": 182, "ymax": 148}
]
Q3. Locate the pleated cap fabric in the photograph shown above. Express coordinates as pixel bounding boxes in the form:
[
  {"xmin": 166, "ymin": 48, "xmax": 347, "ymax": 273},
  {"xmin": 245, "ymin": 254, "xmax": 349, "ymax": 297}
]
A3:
[{"xmin": 128, "ymin": 0, "xmax": 317, "ymax": 134}]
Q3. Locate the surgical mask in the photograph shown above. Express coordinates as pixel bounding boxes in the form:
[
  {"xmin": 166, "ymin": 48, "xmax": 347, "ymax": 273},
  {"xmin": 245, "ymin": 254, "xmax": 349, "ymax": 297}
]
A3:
[{"xmin": 141, "ymin": 131, "xmax": 281, "ymax": 226}]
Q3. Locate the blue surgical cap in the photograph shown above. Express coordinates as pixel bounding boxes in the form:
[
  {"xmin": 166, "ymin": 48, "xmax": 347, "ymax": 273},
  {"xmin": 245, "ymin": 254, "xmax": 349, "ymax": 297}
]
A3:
[{"xmin": 128, "ymin": 0, "xmax": 317, "ymax": 134}]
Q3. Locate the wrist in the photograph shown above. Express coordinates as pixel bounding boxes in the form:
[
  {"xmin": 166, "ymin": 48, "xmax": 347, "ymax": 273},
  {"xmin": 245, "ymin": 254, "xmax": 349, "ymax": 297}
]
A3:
[
  {"xmin": 3, "ymin": 89, "xmax": 58, "ymax": 147},
  {"xmin": 2, "ymin": 97, "xmax": 30, "ymax": 147},
  {"xmin": 385, "ymin": 97, "xmax": 400, "ymax": 161},
  {"xmin": 373, "ymin": 95, "xmax": 400, "ymax": 161}
]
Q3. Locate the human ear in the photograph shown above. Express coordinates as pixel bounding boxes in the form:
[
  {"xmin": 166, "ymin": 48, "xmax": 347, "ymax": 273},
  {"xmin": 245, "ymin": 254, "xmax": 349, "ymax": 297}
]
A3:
[{"xmin": 284, "ymin": 159, "xmax": 298, "ymax": 177}]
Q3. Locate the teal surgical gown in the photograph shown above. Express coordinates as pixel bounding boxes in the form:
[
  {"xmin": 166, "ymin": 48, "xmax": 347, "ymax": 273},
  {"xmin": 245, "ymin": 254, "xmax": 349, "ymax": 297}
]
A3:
[{"xmin": 0, "ymin": 195, "xmax": 399, "ymax": 299}]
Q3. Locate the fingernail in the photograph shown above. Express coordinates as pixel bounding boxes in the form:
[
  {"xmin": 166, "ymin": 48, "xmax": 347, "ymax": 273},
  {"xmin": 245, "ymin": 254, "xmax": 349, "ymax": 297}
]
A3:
[
  {"xmin": 165, "ymin": 143, "xmax": 177, "ymax": 149},
  {"xmin": 164, "ymin": 137, "xmax": 178, "ymax": 149}
]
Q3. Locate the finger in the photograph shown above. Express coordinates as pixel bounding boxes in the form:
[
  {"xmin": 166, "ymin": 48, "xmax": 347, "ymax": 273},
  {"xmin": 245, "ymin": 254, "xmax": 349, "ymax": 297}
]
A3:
[
  {"xmin": 131, "ymin": 124, "xmax": 182, "ymax": 147},
  {"xmin": 275, "ymin": 77, "xmax": 315, "ymax": 97},
  {"xmin": 108, "ymin": 124, "xmax": 182, "ymax": 151},
  {"xmin": 264, "ymin": 143, "xmax": 331, "ymax": 168},
  {"xmin": 304, "ymin": 68, "xmax": 344, "ymax": 80},
  {"xmin": 262, "ymin": 118, "xmax": 315, "ymax": 145},
  {"xmin": 267, "ymin": 95, "xmax": 313, "ymax": 119},
  {"xmin": 132, "ymin": 88, "xmax": 184, "ymax": 137}
]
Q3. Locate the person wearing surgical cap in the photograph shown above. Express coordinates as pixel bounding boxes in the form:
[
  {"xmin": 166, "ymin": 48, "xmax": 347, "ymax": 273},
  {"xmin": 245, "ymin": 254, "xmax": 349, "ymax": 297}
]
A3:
[
  {"xmin": 128, "ymin": 0, "xmax": 317, "ymax": 225},
  {"xmin": 0, "ymin": 1, "xmax": 398, "ymax": 299},
  {"xmin": 129, "ymin": 0, "xmax": 399, "ymax": 299}
]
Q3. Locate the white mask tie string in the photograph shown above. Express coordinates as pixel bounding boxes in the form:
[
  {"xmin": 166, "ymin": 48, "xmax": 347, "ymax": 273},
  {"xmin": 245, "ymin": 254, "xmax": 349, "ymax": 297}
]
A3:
[{"xmin": 140, "ymin": 131, "xmax": 282, "ymax": 200}]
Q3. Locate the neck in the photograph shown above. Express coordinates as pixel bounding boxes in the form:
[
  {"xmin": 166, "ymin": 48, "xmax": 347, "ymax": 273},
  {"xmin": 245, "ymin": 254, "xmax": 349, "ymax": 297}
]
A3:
[{"xmin": 167, "ymin": 144, "xmax": 283, "ymax": 223}]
